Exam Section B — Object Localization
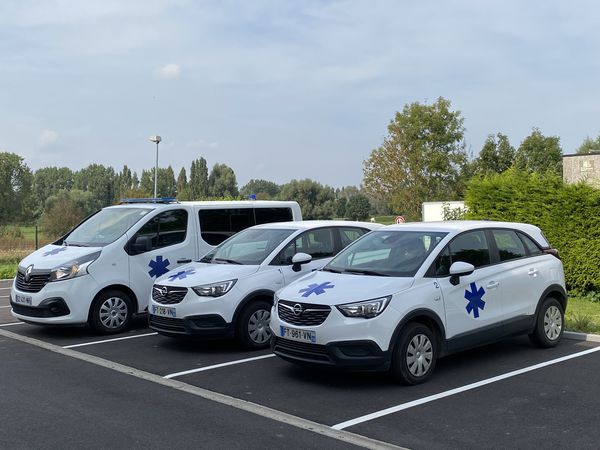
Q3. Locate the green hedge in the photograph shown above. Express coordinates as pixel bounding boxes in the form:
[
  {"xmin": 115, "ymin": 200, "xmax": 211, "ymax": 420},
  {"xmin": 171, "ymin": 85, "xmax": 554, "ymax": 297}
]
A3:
[{"xmin": 465, "ymin": 169, "xmax": 600, "ymax": 292}]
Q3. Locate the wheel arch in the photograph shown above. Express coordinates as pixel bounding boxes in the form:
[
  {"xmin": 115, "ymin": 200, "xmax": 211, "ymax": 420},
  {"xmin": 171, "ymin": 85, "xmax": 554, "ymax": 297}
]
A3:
[
  {"xmin": 88, "ymin": 284, "xmax": 139, "ymax": 320},
  {"xmin": 534, "ymin": 284, "xmax": 568, "ymax": 318},
  {"xmin": 231, "ymin": 289, "xmax": 276, "ymax": 324},
  {"xmin": 389, "ymin": 308, "xmax": 447, "ymax": 357}
]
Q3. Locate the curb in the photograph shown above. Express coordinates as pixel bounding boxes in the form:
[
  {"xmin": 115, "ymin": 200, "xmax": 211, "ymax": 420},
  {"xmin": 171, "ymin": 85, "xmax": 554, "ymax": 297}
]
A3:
[{"xmin": 564, "ymin": 331, "xmax": 600, "ymax": 343}]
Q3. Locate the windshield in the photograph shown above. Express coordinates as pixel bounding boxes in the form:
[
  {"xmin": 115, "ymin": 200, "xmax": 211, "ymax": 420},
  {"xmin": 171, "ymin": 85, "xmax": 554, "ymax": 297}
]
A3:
[
  {"xmin": 324, "ymin": 230, "xmax": 448, "ymax": 277},
  {"xmin": 205, "ymin": 228, "xmax": 296, "ymax": 265},
  {"xmin": 65, "ymin": 208, "xmax": 152, "ymax": 247}
]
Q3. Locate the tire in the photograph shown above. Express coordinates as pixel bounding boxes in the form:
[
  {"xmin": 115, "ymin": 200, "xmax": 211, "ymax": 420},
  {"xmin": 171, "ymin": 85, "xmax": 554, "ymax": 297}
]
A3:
[
  {"xmin": 390, "ymin": 322, "xmax": 437, "ymax": 385},
  {"xmin": 236, "ymin": 300, "xmax": 272, "ymax": 350},
  {"xmin": 529, "ymin": 296, "xmax": 564, "ymax": 348},
  {"xmin": 89, "ymin": 289, "xmax": 133, "ymax": 335}
]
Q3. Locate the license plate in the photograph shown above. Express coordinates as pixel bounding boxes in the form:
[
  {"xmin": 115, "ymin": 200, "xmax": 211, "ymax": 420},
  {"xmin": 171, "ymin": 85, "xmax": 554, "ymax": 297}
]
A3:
[
  {"xmin": 14, "ymin": 294, "xmax": 32, "ymax": 305},
  {"xmin": 280, "ymin": 326, "xmax": 316, "ymax": 343},
  {"xmin": 152, "ymin": 305, "xmax": 176, "ymax": 318}
]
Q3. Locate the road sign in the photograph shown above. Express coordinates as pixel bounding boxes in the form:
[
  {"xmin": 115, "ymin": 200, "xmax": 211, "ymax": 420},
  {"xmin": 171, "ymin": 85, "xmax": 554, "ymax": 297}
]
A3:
[{"xmin": 395, "ymin": 215, "xmax": 405, "ymax": 224}]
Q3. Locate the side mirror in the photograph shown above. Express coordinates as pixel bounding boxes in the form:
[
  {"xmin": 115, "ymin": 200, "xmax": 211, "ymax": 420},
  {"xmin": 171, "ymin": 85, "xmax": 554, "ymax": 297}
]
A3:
[
  {"xmin": 449, "ymin": 261, "xmax": 475, "ymax": 286},
  {"xmin": 291, "ymin": 252, "xmax": 312, "ymax": 272},
  {"xmin": 131, "ymin": 235, "xmax": 153, "ymax": 253}
]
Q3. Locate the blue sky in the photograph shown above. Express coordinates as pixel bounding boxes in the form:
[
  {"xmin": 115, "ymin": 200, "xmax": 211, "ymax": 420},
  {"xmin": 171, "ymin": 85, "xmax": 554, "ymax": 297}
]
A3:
[{"xmin": 1, "ymin": 0, "xmax": 599, "ymax": 188}]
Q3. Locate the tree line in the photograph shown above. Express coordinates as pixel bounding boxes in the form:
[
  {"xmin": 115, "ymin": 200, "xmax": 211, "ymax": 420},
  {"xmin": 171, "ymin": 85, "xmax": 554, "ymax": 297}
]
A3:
[{"xmin": 2, "ymin": 96, "xmax": 598, "ymax": 236}]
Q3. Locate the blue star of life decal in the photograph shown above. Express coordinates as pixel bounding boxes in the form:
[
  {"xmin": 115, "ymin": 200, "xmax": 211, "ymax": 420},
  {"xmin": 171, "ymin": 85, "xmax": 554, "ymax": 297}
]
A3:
[
  {"xmin": 148, "ymin": 256, "xmax": 170, "ymax": 278},
  {"xmin": 167, "ymin": 268, "xmax": 196, "ymax": 281},
  {"xmin": 299, "ymin": 281, "xmax": 335, "ymax": 297},
  {"xmin": 464, "ymin": 282, "xmax": 486, "ymax": 318},
  {"xmin": 43, "ymin": 247, "xmax": 67, "ymax": 257}
]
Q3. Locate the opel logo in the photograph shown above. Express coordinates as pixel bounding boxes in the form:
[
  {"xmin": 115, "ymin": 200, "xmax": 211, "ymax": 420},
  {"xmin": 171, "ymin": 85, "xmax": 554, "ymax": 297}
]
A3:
[
  {"xmin": 293, "ymin": 303, "xmax": 303, "ymax": 316},
  {"xmin": 25, "ymin": 265, "xmax": 34, "ymax": 283},
  {"xmin": 160, "ymin": 286, "xmax": 168, "ymax": 296}
]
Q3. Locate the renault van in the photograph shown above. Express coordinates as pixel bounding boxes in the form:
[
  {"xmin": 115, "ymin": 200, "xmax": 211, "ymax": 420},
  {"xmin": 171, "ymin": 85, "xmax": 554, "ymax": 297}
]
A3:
[{"xmin": 10, "ymin": 199, "xmax": 301, "ymax": 334}]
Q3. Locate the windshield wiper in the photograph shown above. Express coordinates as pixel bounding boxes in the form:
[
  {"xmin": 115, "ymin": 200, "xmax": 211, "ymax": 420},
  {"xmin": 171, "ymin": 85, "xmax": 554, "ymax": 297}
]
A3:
[
  {"xmin": 213, "ymin": 258, "xmax": 243, "ymax": 265},
  {"xmin": 321, "ymin": 267, "xmax": 342, "ymax": 273},
  {"xmin": 343, "ymin": 268, "xmax": 389, "ymax": 277}
]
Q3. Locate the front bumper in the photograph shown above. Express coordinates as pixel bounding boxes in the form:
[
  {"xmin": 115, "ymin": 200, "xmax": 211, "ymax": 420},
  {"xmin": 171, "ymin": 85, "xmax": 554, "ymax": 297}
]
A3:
[{"xmin": 149, "ymin": 313, "xmax": 234, "ymax": 338}]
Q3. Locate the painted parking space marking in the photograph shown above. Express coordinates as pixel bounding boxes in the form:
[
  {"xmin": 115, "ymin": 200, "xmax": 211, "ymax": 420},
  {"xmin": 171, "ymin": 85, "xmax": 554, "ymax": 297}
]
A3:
[
  {"xmin": 332, "ymin": 345, "xmax": 600, "ymax": 430},
  {"xmin": 0, "ymin": 305, "xmax": 12, "ymax": 308},
  {"xmin": 63, "ymin": 332, "xmax": 158, "ymax": 349},
  {"xmin": 0, "ymin": 287, "xmax": 11, "ymax": 291},
  {"xmin": 0, "ymin": 322, "xmax": 25, "ymax": 327},
  {"xmin": 164, "ymin": 354, "xmax": 276, "ymax": 379},
  {"xmin": 0, "ymin": 328, "xmax": 403, "ymax": 450}
]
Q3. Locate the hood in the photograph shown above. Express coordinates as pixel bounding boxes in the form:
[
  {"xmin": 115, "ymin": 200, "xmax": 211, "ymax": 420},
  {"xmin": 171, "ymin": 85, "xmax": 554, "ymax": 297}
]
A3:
[
  {"xmin": 277, "ymin": 270, "xmax": 415, "ymax": 306},
  {"xmin": 156, "ymin": 262, "xmax": 260, "ymax": 287},
  {"xmin": 18, "ymin": 244, "xmax": 103, "ymax": 271}
]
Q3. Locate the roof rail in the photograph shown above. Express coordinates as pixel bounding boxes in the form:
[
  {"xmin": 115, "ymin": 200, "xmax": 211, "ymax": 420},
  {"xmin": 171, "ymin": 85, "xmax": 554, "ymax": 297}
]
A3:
[{"xmin": 119, "ymin": 197, "xmax": 178, "ymax": 204}]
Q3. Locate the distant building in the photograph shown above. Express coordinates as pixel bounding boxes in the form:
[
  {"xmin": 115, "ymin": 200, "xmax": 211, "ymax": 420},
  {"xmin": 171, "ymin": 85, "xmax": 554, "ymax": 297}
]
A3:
[{"xmin": 563, "ymin": 153, "xmax": 600, "ymax": 186}]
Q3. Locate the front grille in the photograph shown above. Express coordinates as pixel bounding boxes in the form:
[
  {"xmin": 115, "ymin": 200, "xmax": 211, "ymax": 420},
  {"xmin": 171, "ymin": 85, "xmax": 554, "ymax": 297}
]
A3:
[
  {"xmin": 148, "ymin": 315, "xmax": 186, "ymax": 333},
  {"xmin": 15, "ymin": 270, "xmax": 51, "ymax": 293},
  {"xmin": 152, "ymin": 285, "xmax": 188, "ymax": 305},
  {"xmin": 278, "ymin": 300, "xmax": 331, "ymax": 326},
  {"xmin": 272, "ymin": 337, "xmax": 331, "ymax": 362}
]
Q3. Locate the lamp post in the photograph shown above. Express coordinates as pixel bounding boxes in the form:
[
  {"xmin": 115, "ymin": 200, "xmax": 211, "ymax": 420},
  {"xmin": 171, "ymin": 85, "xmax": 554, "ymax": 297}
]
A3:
[{"xmin": 149, "ymin": 135, "xmax": 162, "ymax": 198}]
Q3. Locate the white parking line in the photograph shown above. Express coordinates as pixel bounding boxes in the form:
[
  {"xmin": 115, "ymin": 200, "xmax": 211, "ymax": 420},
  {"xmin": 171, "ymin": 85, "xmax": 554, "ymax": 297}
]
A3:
[
  {"xmin": 63, "ymin": 332, "xmax": 158, "ymax": 349},
  {"xmin": 164, "ymin": 354, "xmax": 276, "ymax": 379},
  {"xmin": 0, "ymin": 305, "xmax": 12, "ymax": 308},
  {"xmin": 332, "ymin": 345, "xmax": 600, "ymax": 430},
  {"xmin": 0, "ymin": 287, "xmax": 11, "ymax": 291},
  {"xmin": 0, "ymin": 322, "xmax": 24, "ymax": 327}
]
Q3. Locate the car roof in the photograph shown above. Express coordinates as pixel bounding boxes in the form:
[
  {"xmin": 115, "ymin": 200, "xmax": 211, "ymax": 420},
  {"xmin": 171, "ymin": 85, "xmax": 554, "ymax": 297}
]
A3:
[
  {"xmin": 105, "ymin": 200, "xmax": 299, "ymax": 210},
  {"xmin": 249, "ymin": 220, "xmax": 384, "ymax": 231}
]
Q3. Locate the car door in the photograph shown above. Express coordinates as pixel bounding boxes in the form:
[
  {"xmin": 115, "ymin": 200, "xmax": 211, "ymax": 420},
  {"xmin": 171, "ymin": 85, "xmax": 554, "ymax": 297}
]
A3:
[
  {"xmin": 126, "ymin": 208, "xmax": 195, "ymax": 311},
  {"xmin": 434, "ymin": 230, "xmax": 505, "ymax": 346}
]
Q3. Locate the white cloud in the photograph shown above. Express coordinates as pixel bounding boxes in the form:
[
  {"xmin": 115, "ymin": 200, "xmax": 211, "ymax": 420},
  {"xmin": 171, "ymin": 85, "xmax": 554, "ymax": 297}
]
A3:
[
  {"xmin": 157, "ymin": 63, "xmax": 181, "ymax": 79},
  {"xmin": 39, "ymin": 129, "xmax": 59, "ymax": 146}
]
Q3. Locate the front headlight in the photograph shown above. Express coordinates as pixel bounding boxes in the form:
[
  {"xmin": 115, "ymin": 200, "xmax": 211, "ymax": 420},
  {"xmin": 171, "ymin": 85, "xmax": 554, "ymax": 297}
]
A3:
[
  {"xmin": 50, "ymin": 251, "xmax": 101, "ymax": 282},
  {"xmin": 336, "ymin": 296, "xmax": 391, "ymax": 319},
  {"xmin": 192, "ymin": 279, "xmax": 237, "ymax": 297}
]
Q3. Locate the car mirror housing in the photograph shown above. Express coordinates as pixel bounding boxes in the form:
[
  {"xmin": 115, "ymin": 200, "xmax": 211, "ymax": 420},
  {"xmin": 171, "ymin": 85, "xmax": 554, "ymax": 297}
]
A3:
[
  {"xmin": 291, "ymin": 252, "xmax": 312, "ymax": 272},
  {"xmin": 449, "ymin": 261, "xmax": 475, "ymax": 286}
]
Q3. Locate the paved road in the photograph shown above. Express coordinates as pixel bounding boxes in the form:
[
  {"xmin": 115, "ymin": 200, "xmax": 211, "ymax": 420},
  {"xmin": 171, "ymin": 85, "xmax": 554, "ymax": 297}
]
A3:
[{"xmin": 2, "ymin": 276, "xmax": 600, "ymax": 449}]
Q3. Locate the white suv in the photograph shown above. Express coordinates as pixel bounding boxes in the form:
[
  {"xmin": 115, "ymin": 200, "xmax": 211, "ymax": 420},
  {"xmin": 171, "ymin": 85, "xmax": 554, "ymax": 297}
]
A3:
[
  {"xmin": 270, "ymin": 221, "xmax": 566, "ymax": 384},
  {"xmin": 148, "ymin": 220, "xmax": 382, "ymax": 348}
]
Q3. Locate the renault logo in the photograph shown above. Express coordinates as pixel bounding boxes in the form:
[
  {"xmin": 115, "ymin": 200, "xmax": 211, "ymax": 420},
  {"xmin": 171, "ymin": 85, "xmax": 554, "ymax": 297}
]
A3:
[
  {"xmin": 25, "ymin": 265, "xmax": 34, "ymax": 283},
  {"xmin": 293, "ymin": 303, "xmax": 303, "ymax": 316}
]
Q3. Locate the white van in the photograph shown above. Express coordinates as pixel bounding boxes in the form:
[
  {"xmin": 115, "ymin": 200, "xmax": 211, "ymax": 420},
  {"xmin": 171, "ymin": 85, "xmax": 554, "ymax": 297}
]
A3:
[{"xmin": 10, "ymin": 199, "xmax": 301, "ymax": 334}]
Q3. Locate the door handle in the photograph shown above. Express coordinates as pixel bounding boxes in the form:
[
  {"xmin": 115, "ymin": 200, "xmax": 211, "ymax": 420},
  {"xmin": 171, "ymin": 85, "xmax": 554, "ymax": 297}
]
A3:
[
  {"xmin": 486, "ymin": 281, "xmax": 499, "ymax": 289},
  {"xmin": 528, "ymin": 268, "xmax": 539, "ymax": 277},
  {"xmin": 177, "ymin": 258, "xmax": 192, "ymax": 264}
]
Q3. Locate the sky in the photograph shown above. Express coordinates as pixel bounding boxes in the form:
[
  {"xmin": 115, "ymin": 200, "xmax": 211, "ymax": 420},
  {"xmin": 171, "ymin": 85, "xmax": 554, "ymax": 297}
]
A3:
[{"xmin": 1, "ymin": 0, "xmax": 600, "ymax": 189}]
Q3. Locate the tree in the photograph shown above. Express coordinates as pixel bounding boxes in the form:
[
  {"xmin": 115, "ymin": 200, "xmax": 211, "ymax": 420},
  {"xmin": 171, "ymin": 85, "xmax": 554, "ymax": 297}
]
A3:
[
  {"xmin": 345, "ymin": 194, "xmax": 371, "ymax": 220},
  {"xmin": 176, "ymin": 167, "xmax": 190, "ymax": 200},
  {"xmin": 363, "ymin": 97, "xmax": 467, "ymax": 221},
  {"xmin": 139, "ymin": 166, "xmax": 177, "ymax": 198},
  {"xmin": 514, "ymin": 128, "xmax": 562, "ymax": 175},
  {"xmin": 32, "ymin": 166, "xmax": 74, "ymax": 216},
  {"xmin": 240, "ymin": 179, "xmax": 281, "ymax": 199},
  {"xmin": 471, "ymin": 133, "xmax": 515, "ymax": 176},
  {"xmin": 208, "ymin": 163, "xmax": 238, "ymax": 198},
  {"xmin": 189, "ymin": 158, "xmax": 209, "ymax": 199},
  {"xmin": 0, "ymin": 152, "xmax": 33, "ymax": 223},
  {"xmin": 576, "ymin": 135, "xmax": 600, "ymax": 154},
  {"xmin": 114, "ymin": 165, "xmax": 133, "ymax": 201},
  {"xmin": 74, "ymin": 164, "xmax": 116, "ymax": 209},
  {"xmin": 335, "ymin": 197, "xmax": 347, "ymax": 218},
  {"xmin": 40, "ymin": 189, "xmax": 97, "ymax": 238},
  {"xmin": 278, "ymin": 179, "xmax": 335, "ymax": 219}
]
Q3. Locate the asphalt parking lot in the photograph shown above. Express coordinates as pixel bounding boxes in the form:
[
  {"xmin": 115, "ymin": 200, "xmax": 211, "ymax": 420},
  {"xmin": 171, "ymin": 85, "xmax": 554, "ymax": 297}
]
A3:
[{"xmin": 2, "ymin": 278, "xmax": 600, "ymax": 449}]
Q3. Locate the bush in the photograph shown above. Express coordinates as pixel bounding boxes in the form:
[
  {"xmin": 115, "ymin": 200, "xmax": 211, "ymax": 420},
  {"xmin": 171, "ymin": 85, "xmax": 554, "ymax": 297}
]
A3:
[{"xmin": 465, "ymin": 169, "xmax": 600, "ymax": 292}]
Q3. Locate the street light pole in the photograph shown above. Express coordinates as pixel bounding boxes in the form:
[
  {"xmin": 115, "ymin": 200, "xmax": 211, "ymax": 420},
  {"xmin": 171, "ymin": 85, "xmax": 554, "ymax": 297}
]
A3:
[{"xmin": 149, "ymin": 135, "xmax": 162, "ymax": 198}]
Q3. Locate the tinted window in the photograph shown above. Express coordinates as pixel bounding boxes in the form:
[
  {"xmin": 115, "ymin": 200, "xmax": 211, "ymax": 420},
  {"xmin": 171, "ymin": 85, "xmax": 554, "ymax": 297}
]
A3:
[
  {"xmin": 493, "ymin": 229, "xmax": 526, "ymax": 261},
  {"xmin": 207, "ymin": 228, "xmax": 295, "ymax": 265},
  {"xmin": 131, "ymin": 209, "xmax": 187, "ymax": 253},
  {"xmin": 255, "ymin": 208, "xmax": 293, "ymax": 225},
  {"xmin": 274, "ymin": 228, "xmax": 335, "ymax": 265},
  {"xmin": 339, "ymin": 227, "xmax": 369, "ymax": 247},
  {"xmin": 449, "ymin": 230, "xmax": 490, "ymax": 268},
  {"xmin": 519, "ymin": 233, "xmax": 543, "ymax": 256},
  {"xmin": 199, "ymin": 208, "xmax": 256, "ymax": 245}
]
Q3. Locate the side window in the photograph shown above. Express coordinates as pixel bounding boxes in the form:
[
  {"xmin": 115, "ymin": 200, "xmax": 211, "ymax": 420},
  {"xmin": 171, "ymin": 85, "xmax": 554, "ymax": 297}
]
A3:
[
  {"xmin": 275, "ymin": 228, "xmax": 335, "ymax": 265},
  {"xmin": 199, "ymin": 208, "xmax": 256, "ymax": 245},
  {"xmin": 518, "ymin": 232, "xmax": 543, "ymax": 256},
  {"xmin": 131, "ymin": 209, "xmax": 187, "ymax": 253},
  {"xmin": 492, "ymin": 229, "xmax": 526, "ymax": 262},
  {"xmin": 433, "ymin": 246, "xmax": 452, "ymax": 277},
  {"xmin": 449, "ymin": 230, "xmax": 490, "ymax": 268},
  {"xmin": 338, "ymin": 227, "xmax": 369, "ymax": 248},
  {"xmin": 255, "ymin": 208, "xmax": 293, "ymax": 225}
]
